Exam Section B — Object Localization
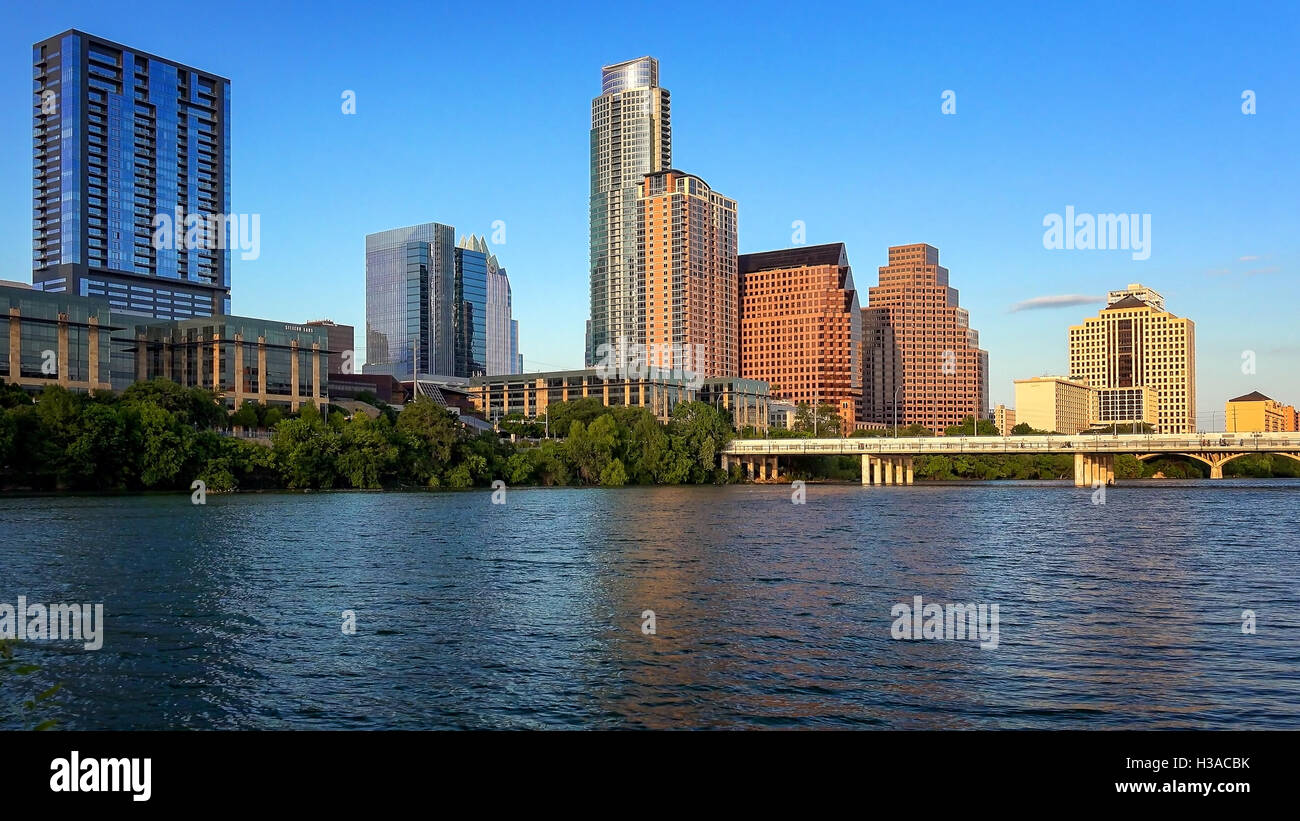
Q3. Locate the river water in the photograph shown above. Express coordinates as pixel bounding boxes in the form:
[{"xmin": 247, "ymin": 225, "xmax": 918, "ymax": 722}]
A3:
[{"xmin": 2, "ymin": 480, "xmax": 1297, "ymax": 729}]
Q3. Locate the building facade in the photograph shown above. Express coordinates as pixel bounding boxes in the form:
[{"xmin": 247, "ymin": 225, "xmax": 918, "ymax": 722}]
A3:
[
  {"xmin": 639, "ymin": 169, "xmax": 738, "ymax": 379},
  {"xmin": 860, "ymin": 244, "xmax": 988, "ymax": 434},
  {"xmin": 469, "ymin": 368, "xmax": 696, "ymax": 425},
  {"xmin": 1, "ymin": 283, "xmax": 328, "ymax": 409},
  {"xmin": 588, "ymin": 57, "xmax": 671, "ymax": 367},
  {"xmin": 739, "ymin": 243, "xmax": 861, "ymax": 429},
  {"xmin": 993, "ymin": 404, "xmax": 1016, "ymax": 436},
  {"xmin": 303, "ymin": 320, "xmax": 355, "ymax": 374},
  {"xmin": 453, "ymin": 239, "xmax": 488, "ymax": 379},
  {"xmin": 364, "ymin": 222, "xmax": 455, "ymax": 380},
  {"xmin": 1225, "ymin": 391, "xmax": 1295, "ymax": 433},
  {"xmin": 1068, "ymin": 284, "xmax": 1195, "ymax": 434},
  {"xmin": 480, "ymin": 237, "xmax": 519, "ymax": 376},
  {"xmin": 1014, "ymin": 376, "xmax": 1092, "ymax": 434},
  {"xmin": 1093, "ymin": 385, "xmax": 1158, "ymax": 430},
  {"xmin": 698, "ymin": 377, "xmax": 770, "ymax": 433},
  {"xmin": 33, "ymin": 30, "xmax": 232, "ymax": 317}
]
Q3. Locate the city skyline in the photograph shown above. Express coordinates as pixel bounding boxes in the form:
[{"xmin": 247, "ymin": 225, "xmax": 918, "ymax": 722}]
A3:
[{"xmin": 1, "ymin": 1, "xmax": 1297, "ymax": 424}]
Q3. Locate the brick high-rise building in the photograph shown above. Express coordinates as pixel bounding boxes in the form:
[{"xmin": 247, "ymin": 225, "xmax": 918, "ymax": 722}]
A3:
[
  {"xmin": 1068, "ymin": 284, "xmax": 1196, "ymax": 433},
  {"xmin": 860, "ymin": 244, "xmax": 988, "ymax": 434},
  {"xmin": 637, "ymin": 169, "xmax": 738, "ymax": 378},
  {"xmin": 739, "ymin": 243, "xmax": 861, "ymax": 429}
]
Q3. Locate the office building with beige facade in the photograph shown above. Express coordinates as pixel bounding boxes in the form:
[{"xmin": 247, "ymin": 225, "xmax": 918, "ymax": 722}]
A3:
[
  {"xmin": 739, "ymin": 243, "xmax": 861, "ymax": 430},
  {"xmin": 1014, "ymin": 376, "xmax": 1092, "ymax": 434},
  {"xmin": 993, "ymin": 404, "xmax": 1016, "ymax": 435},
  {"xmin": 1068, "ymin": 283, "xmax": 1195, "ymax": 433},
  {"xmin": 1225, "ymin": 391, "xmax": 1297, "ymax": 432},
  {"xmin": 1093, "ymin": 385, "xmax": 1158, "ymax": 430}
]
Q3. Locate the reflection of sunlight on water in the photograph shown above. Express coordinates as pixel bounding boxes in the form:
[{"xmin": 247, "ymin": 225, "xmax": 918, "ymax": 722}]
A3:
[{"xmin": 2, "ymin": 480, "xmax": 1298, "ymax": 729}]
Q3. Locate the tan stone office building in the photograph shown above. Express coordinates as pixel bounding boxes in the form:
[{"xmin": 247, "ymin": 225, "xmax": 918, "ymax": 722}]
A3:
[
  {"xmin": 1068, "ymin": 284, "xmax": 1195, "ymax": 433},
  {"xmin": 1014, "ymin": 376, "xmax": 1092, "ymax": 434}
]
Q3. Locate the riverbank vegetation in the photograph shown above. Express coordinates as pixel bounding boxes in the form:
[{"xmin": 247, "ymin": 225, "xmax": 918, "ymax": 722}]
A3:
[
  {"xmin": 2, "ymin": 386, "xmax": 1295, "ymax": 492},
  {"xmin": 0, "ymin": 382, "xmax": 736, "ymax": 492}
]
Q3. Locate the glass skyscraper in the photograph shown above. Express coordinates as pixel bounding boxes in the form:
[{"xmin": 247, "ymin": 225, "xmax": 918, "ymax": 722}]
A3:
[
  {"xmin": 364, "ymin": 223, "xmax": 455, "ymax": 380},
  {"xmin": 453, "ymin": 242, "xmax": 488, "ymax": 378},
  {"xmin": 32, "ymin": 30, "xmax": 232, "ymax": 318},
  {"xmin": 587, "ymin": 56, "xmax": 671, "ymax": 366}
]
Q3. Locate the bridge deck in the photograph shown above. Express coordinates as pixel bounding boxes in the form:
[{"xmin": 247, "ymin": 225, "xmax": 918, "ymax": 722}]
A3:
[{"xmin": 724, "ymin": 432, "xmax": 1300, "ymax": 456}]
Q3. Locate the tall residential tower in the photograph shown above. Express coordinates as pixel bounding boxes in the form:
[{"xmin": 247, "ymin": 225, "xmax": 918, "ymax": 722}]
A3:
[
  {"xmin": 32, "ymin": 30, "xmax": 232, "ymax": 317},
  {"xmin": 587, "ymin": 57, "xmax": 671, "ymax": 366}
]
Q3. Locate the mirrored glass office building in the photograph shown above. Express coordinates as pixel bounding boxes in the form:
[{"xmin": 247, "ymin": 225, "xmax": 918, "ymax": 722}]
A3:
[
  {"xmin": 32, "ymin": 30, "xmax": 231, "ymax": 318},
  {"xmin": 364, "ymin": 222, "xmax": 455, "ymax": 380}
]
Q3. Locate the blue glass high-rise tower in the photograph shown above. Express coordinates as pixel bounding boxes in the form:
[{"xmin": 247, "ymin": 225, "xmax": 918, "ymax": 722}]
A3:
[{"xmin": 32, "ymin": 30, "xmax": 232, "ymax": 318}]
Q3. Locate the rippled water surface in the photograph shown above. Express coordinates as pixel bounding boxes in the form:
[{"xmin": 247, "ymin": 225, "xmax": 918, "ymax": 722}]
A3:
[{"xmin": 2, "ymin": 480, "xmax": 1298, "ymax": 729}]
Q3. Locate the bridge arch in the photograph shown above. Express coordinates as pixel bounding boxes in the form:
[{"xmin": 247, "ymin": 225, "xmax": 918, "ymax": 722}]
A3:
[{"xmin": 1136, "ymin": 451, "xmax": 1300, "ymax": 478}]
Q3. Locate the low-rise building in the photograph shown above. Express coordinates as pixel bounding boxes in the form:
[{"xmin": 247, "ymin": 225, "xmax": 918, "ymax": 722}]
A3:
[
  {"xmin": 993, "ymin": 404, "xmax": 1016, "ymax": 436},
  {"xmin": 698, "ymin": 377, "xmax": 770, "ymax": 432},
  {"xmin": 1225, "ymin": 391, "xmax": 1294, "ymax": 433},
  {"xmin": 1013, "ymin": 376, "xmax": 1092, "ymax": 434},
  {"xmin": 468, "ymin": 368, "xmax": 698, "ymax": 425},
  {"xmin": 1, "ymin": 283, "xmax": 333, "ymax": 410}
]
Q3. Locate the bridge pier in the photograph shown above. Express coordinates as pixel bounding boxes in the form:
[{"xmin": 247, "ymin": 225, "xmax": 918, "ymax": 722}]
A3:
[
  {"xmin": 860, "ymin": 455, "xmax": 914, "ymax": 486},
  {"xmin": 1074, "ymin": 453, "xmax": 1116, "ymax": 487}
]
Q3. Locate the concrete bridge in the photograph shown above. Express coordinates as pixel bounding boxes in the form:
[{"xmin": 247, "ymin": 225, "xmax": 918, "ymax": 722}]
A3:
[{"xmin": 721, "ymin": 432, "xmax": 1300, "ymax": 486}]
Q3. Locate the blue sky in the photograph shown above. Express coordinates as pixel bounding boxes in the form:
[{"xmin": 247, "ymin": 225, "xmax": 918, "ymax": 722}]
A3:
[{"xmin": 2, "ymin": 0, "xmax": 1296, "ymax": 424}]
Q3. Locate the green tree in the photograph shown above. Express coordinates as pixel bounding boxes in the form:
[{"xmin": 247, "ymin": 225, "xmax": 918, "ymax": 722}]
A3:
[{"xmin": 395, "ymin": 398, "xmax": 458, "ymax": 486}]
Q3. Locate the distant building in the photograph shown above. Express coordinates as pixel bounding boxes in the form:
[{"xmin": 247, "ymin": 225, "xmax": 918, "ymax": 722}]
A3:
[
  {"xmin": 768, "ymin": 400, "xmax": 798, "ymax": 430},
  {"xmin": 1093, "ymin": 386, "xmax": 1158, "ymax": 430},
  {"xmin": 698, "ymin": 377, "xmax": 770, "ymax": 432},
  {"xmin": 304, "ymin": 320, "xmax": 355, "ymax": 374},
  {"xmin": 1225, "ymin": 391, "xmax": 1295, "ymax": 433},
  {"xmin": 365, "ymin": 222, "xmax": 455, "ymax": 380},
  {"xmin": 1069, "ymin": 283, "xmax": 1195, "ymax": 433},
  {"xmin": 740, "ymin": 243, "xmax": 861, "ymax": 430},
  {"xmin": 861, "ymin": 244, "xmax": 988, "ymax": 434},
  {"xmin": 1014, "ymin": 376, "xmax": 1091, "ymax": 434},
  {"xmin": 32, "ymin": 30, "xmax": 232, "ymax": 317},
  {"xmin": 993, "ymin": 404, "xmax": 1016, "ymax": 436},
  {"xmin": 469, "ymin": 368, "xmax": 697, "ymax": 425}
]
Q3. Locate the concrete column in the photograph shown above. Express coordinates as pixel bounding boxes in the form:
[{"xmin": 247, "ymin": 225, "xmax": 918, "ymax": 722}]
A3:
[
  {"xmin": 56, "ymin": 315, "xmax": 69, "ymax": 386},
  {"xmin": 257, "ymin": 337, "xmax": 267, "ymax": 400},
  {"xmin": 759, "ymin": 459, "xmax": 768, "ymax": 481},
  {"xmin": 1074, "ymin": 452, "xmax": 1085, "ymax": 487},
  {"xmin": 211, "ymin": 333, "xmax": 221, "ymax": 393},
  {"xmin": 7, "ymin": 308, "xmax": 20, "ymax": 382},
  {"xmin": 905, "ymin": 457, "xmax": 914, "ymax": 485},
  {"xmin": 884, "ymin": 456, "xmax": 894, "ymax": 484},
  {"xmin": 721, "ymin": 454, "xmax": 729, "ymax": 472},
  {"xmin": 233, "ymin": 334, "xmax": 244, "ymax": 407},
  {"xmin": 769, "ymin": 456, "xmax": 778, "ymax": 481},
  {"xmin": 87, "ymin": 315, "xmax": 102, "ymax": 389},
  {"xmin": 1210, "ymin": 462, "xmax": 1223, "ymax": 479},
  {"xmin": 313, "ymin": 344, "xmax": 322, "ymax": 406},
  {"xmin": 290, "ymin": 339, "xmax": 301, "ymax": 412},
  {"xmin": 862, "ymin": 454, "xmax": 870, "ymax": 485},
  {"xmin": 136, "ymin": 333, "xmax": 147, "ymax": 382}
]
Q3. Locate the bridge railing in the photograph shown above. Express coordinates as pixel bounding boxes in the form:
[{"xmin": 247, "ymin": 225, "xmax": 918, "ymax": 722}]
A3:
[{"xmin": 724, "ymin": 432, "xmax": 1298, "ymax": 456}]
